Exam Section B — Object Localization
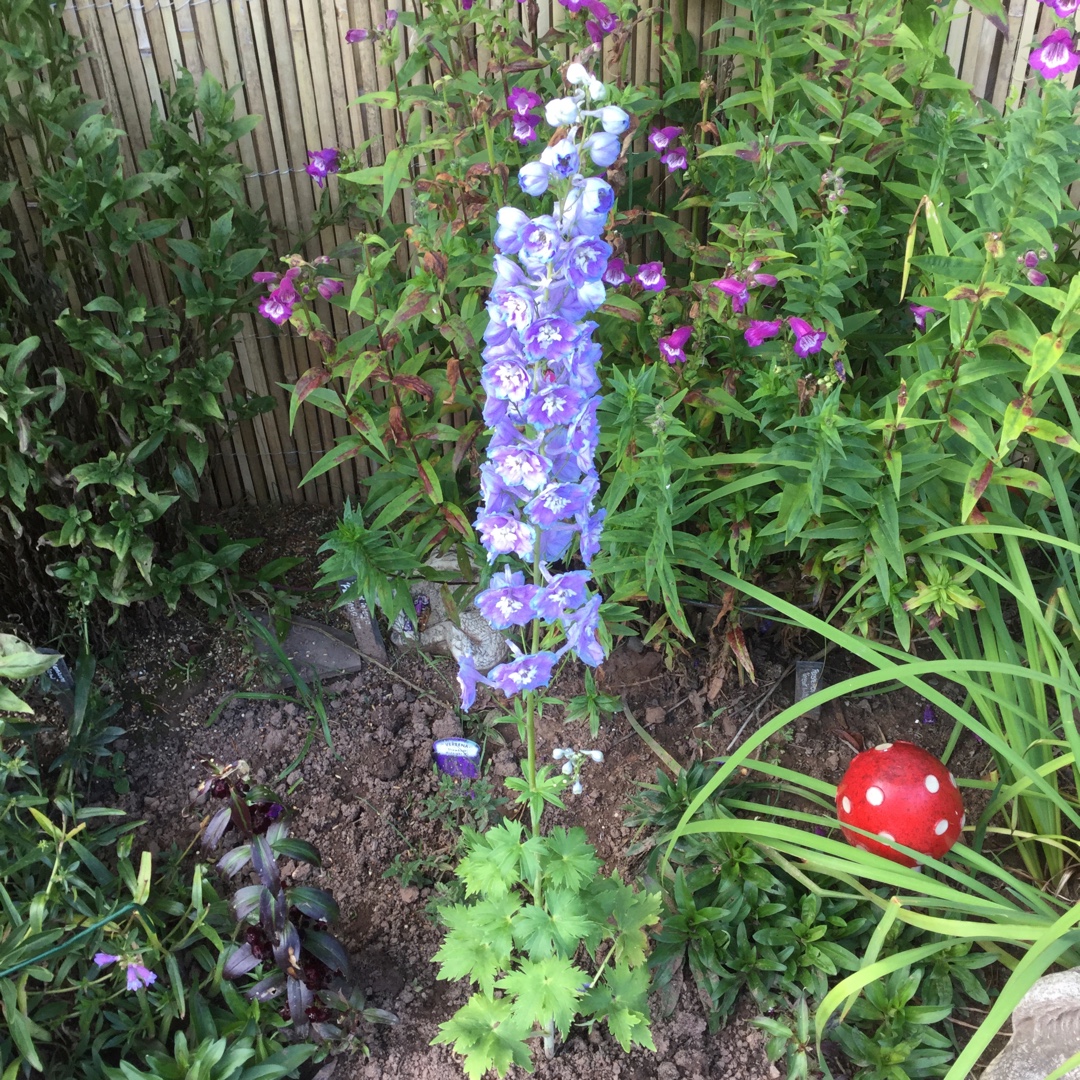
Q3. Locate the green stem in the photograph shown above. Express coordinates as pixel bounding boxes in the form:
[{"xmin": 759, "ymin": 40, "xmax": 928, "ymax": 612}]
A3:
[{"xmin": 482, "ymin": 117, "xmax": 506, "ymax": 208}]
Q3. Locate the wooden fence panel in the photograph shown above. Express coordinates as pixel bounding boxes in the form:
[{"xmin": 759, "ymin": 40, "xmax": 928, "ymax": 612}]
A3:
[{"xmin": 14, "ymin": 0, "xmax": 1076, "ymax": 510}]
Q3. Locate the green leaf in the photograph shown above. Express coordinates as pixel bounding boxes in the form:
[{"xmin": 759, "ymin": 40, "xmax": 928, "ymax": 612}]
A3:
[
  {"xmin": 457, "ymin": 821, "xmax": 529, "ymax": 898},
  {"xmin": 541, "ymin": 827, "xmax": 601, "ymax": 893},
  {"xmin": 0, "ymin": 977, "xmax": 45, "ymax": 1070},
  {"xmin": 434, "ymin": 894, "xmax": 519, "ymax": 995},
  {"xmin": 497, "ymin": 955, "xmax": 586, "ymax": 1039},
  {"xmin": 432, "ymin": 993, "xmax": 533, "ymax": 1080},
  {"xmin": 580, "ymin": 961, "xmax": 655, "ymax": 1052}
]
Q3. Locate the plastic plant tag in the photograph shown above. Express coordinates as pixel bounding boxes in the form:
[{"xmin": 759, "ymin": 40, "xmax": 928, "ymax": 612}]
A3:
[
  {"xmin": 795, "ymin": 660, "xmax": 825, "ymax": 720},
  {"xmin": 433, "ymin": 738, "xmax": 481, "ymax": 779},
  {"xmin": 36, "ymin": 650, "xmax": 73, "ymax": 691}
]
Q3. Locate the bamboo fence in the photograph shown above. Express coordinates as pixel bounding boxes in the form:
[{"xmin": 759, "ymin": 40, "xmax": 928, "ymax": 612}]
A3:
[{"xmin": 19, "ymin": 0, "xmax": 1079, "ymax": 508}]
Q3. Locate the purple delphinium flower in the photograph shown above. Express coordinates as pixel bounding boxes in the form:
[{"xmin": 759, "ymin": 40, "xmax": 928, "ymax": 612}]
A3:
[
  {"xmin": 744, "ymin": 319, "xmax": 782, "ymax": 347},
  {"xmin": 488, "ymin": 651, "xmax": 559, "ymax": 696},
  {"xmin": 306, "ymin": 147, "xmax": 340, "ymax": 188},
  {"xmin": 788, "ymin": 316, "xmax": 826, "ymax": 358},
  {"xmin": 648, "ymin": 125, "xmax": 683, "ymax": 153},
  {"xmin": 659, "ymin": 325, "xmax": 693, "ymax": 364},
  {"xmin": 345, "ymin": 27, "xmax": 369, "ymax": 42},
  {"xmin": 910, "ymin": 303, "xmax": 936, "ymax": 331},
  {"xmin": 1029, "ymin": 27, "xmax": 1080, "ymax": 79},
  {"xmin": 636, "ymin": 262, "xmax": 666, "ymax": 291}
]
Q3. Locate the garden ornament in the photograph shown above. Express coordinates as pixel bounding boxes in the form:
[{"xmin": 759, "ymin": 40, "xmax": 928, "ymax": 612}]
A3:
[{"xmin": 835, "ymin": 741, "xmax": 964, "ymax": 866}]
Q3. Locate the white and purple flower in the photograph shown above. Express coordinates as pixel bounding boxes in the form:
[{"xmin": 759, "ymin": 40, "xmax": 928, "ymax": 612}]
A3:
[{"xmin": 1029, "ymin": 27, "xmax": 1080, "ymax": 79}]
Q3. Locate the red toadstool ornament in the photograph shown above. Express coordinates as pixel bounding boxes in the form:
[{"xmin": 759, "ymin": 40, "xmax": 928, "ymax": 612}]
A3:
[{"xmin": 836, "ymin": 741, "xmax": 964, "ymax": 866}]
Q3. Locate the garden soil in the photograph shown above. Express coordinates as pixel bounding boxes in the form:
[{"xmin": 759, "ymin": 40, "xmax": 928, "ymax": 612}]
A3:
[{"xmin": 98, "ymin": 506, "xmax": 994, "ymax": 1080}]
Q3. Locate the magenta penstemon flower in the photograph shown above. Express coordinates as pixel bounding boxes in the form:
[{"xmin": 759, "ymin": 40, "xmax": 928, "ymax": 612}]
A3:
[
  {"xmin": 659, "ymin": 326, "xmax": 693, "ymax": 364},
  {"xmin": 635, "ymin": 262, "xmax": 666, "ymax": 291},
  {"xmin": 1040, "ymin": 0, "xmax": 1080, "ymax": 19},
  {"xmin": 1029, "ymin": 27, "xmax": 1080, "ymax": 79},
  {"xmin": 648, "ymin": 125, "xmax": 683, "ymax": 153},
  {"xmin": 603, "ymin": 257, "xmax": 630, "ymax": 286},
  {"xmin": 910, "ymin": 303, "xmax": 936, "ymax": 331},
  {"xmin": 712, "ymin": 276, "xmax": 750, "ymax": 314},
  {"xmin": 661, "ymin": 147, "xmax": 688, "ymax": 174},
  {"xmin": 788, "ymin": 316, "xmax": 826, "ymax": 358},
  {"xmin": 306, "ymin": 147, "xmax": 340, "ymax": 187},
  {"xmin": 345, "ymin": 27, "xmax": 369, "ymax": 43},
  {"xmin": 744, "ymin": 319, "xmax": 782, "ymax": 347}
]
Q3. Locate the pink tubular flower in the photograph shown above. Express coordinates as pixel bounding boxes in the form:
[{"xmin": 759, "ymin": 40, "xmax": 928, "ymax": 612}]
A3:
[
  {"xmin": 317, "ymin": 278, "xmax": 344, "ymax": 300},
  {"xmin": 345, "ymin": 27, "xmax": 369, "ymax": 43},
  {"xmin": 635, "ymin": 262, "xmax": 666, "ymax": 291},
  {"xmin": 1029, "ymin": 28, "xmax": 1080, "ymax": 79},
  {"xmin": 126, "ymin": 964, "xmax": 157, "ymax": 992},
  {"xmin": 744, "ymin": 319, "xmax": 782, "ymax": 347},
  {"xmin": 909, "ymin": 303, "xmax": 936, "ymax": 331},
  {"xmin": 659, "ymin": 325, "xmax": 693, "ymax": 364},
  {"xmin": 648, "ymin": 125, "xmax": 683, "ymax": 153},
  {"xmin": 788, "ymin": 316, "xmax": 826, "ymax": 358}
]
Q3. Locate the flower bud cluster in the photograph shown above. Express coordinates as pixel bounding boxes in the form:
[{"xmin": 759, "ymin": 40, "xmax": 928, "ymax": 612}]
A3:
[
  {"xmin": 553, "ymin": 746, "xmax": 604, "ymax": 795},
  {"xmin": 456, "ymin": 77, "xmax": 630, "ymax": 710},
  {"xmin": 1016, "ymin": 247, "xmax": 1056, "ymax": 287}
]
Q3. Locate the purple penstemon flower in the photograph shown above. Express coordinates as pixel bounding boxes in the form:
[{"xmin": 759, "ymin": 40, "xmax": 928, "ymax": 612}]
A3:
[
  {"xmin": 788, "ymin": 316, "xmax": 827, "ymax": 358},
  {"xmin": 659, "ymin": 326, "xmax": 693, "ymax": 364},
  {"xmin": 306, "ymin": 147, "xmax": 340, "ymax": 188},
  {"xmin": 636, "ymin": 262, "xmax": 666, "ymax": 292},
  {"xmin": 1029, "ymin": 28, "xmax": 1080, "ymax": 79},
  {"xmin": 745, "ymin": 319, "xmax": 782, "ymax": 347},
  {"xmin": 603, "ymin": 257, "xmax": 630, "ymax": 286},
  {"xmin": 1040, "ymin": 0, "xmax": 1080, "ymax": 14},
  {"xmin": 457, "ymin": 70, "xmax": 617, "ymax": 710},
  {"xmin": 648, "ymin": 125, "xmax": 683, "ymax": 153},
  {"xmin": 910, "ymin": 303, "xmax": 936, "ymax": 331},
  {"xmin": 712, "ymin": 276, "xmax": 750, "ymax": 314},
  {"xmin": 345, "ymin": 27, "xmax": 369, "ymax": 43},
  {"xmin": 661, "ymin": 147, "xmax": 688, "ymax": 173}
]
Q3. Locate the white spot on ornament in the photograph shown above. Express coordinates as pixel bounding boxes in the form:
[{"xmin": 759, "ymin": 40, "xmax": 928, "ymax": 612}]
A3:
[
  {"xmin": 866, "ymin": 785, "xmax": 884, "ymax": 806},
  {"xmin": 934, "ymin": 818, "xmax": 949, "ymax": 836},
  {"xmin": 875, "ymin": 743, "xmax": 893, "ymax": 751},
  {"xmin": 842, "ymin": 796, "xmax": 852, "ymax": 814},
  {"xmin": 949, "ymin": 772, "xmax": 957, "ymax": 787},
  {"xmin": 925, "ymin": 775, "xmax": 940, "ymax": 793},
  {"xmin": 879, "ymin": 831, "xmax": 895, "ymax": 842}
]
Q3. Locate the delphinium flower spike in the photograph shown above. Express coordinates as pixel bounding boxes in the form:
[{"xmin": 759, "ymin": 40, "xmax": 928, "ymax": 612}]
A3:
[{"xmin": 457, "ymin": 69, "xmax": 629, "ymax": 710}]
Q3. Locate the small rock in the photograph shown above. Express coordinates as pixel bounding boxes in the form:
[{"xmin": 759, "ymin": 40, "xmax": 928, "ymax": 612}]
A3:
[
  {"xmin": 644, "ymin": 706, "xmax": 667, "ymax": 726},
  {"xmin": 391, "ymin": 683, "xmax": 407, "ymax": 702},
  {"xmin": 399, "ymin": 885, "xmax": 420, "ymax": 904}
]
